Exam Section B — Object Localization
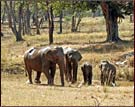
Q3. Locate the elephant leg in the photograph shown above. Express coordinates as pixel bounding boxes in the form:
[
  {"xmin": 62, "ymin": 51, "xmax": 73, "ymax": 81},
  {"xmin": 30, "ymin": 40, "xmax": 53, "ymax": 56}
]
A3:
[
  {"xmin": 88, "ymin": 72, "xmax": 92, "ymax": 85},
  {"xmin": 107, "ymin": 71, "xmax": 112, "ymax": 85},
  {"xmin": 34, "ymin": 72, "xmax": 41, "ymax": 84},
  {"xmin": 58, "ymin": 62, "xmax": 65, "ymax": 86},
  {"xmin": 82, "ymin": 71, "xmax": 87, "ymax": 84},
  {"xmin": 26, "ymin": 68, "xmax": 33, "ymax": 84},
  {"xmin": 50, "ymin": 63, "xmax": 56, "ymax": 85},
  {"xmin": 43, "ymin": 66, "xmax": 52, "ymax": 85},
  {"xmin": 105, "ymin": 72, "xmax": 108, "ymax": 85},
  {"xmin": 109, "ymin": 71, "xmax": 113, "ymax": 86},
  {"xmin": 67, "ymin": 62, "xmax": 72, "ymax": 82},
  {"xmin": 72, "ymin": 60, "xmax": 78, "ymax": 83},
  {"xmin": 65, "ymin": 60, "xmax": 70, "ymax": 82},
  {"xmin": 101, "ymin": 72, "xmax": 104, "ymax": 85},
  {"xmin": 112, "ymin": 72, "xmax": 116, "ymax": 86}
]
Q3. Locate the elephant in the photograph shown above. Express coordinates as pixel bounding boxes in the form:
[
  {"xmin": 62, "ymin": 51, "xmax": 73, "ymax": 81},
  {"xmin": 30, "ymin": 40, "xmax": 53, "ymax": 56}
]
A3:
[
  {"xmin": 99, "ymin": 60, "xmax": 116, "ymax": 86},
  {"xmin": 63, "ymin": 47, "xmax": 82, "ymax": 83},
  {"xmin": 81, "ymin": 62, "xmax": 93, "ymax": 85},
  {"xmin": 24, "ymin": 46, "xmax": 65, "ymax": 86}
]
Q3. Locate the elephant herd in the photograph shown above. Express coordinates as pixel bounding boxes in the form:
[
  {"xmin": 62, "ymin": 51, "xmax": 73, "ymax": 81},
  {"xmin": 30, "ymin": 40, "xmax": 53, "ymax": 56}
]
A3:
[{"xmin": 24, "ymin": 46, "xmax": 116, "ymax": 87}]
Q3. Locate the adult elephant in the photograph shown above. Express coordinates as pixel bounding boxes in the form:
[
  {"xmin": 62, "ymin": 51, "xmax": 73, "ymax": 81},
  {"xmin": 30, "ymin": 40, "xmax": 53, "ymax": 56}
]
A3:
[
  {"xmin": 24, "ymin": 46, "xmax": 65, "ymax": 86},
  {"xmin": 63, "ymin": 47, "xmax": 82, "ymax": 83}
]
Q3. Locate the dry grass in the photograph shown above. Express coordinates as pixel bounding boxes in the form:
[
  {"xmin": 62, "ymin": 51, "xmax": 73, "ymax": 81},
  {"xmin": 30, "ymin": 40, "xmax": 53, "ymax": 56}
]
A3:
[
  {"xmin": 1, "ymin": 73, "xmax": 134, "ymax": 106},
  {"xmin": 1, "ymin": 16, "xmax": 134, "ymax": 106}
]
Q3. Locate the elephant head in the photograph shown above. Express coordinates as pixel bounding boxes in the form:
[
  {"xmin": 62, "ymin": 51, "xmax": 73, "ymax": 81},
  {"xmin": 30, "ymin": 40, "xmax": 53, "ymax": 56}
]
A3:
[
  {"xmin": 39, "ymin": 46, "xmax": 65, "ymax": 86},
  {"xmin": 99, "ymin": 60, "xmax": 116, "ymax": 86},
  {"xmin": 63, "ymin": 47, "xmax": 82, "ymax": 83},
  {"xmin": 63, "ymin": 47, "xmax": 82, "ymax": 61},
  {"xmin": 99, "ymin": 60, "xmax": 110, "ymax": 72}
]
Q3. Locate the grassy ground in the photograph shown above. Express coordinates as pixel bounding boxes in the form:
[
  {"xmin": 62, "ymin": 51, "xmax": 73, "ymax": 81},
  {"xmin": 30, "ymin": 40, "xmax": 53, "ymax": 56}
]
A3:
[
  {"xmin": 1, "ymin": 16, "xmax": 134, "ymax": 106},
  {"xmin": 1, "ymin": 73, "xmax": 134, "ymax": 106}
]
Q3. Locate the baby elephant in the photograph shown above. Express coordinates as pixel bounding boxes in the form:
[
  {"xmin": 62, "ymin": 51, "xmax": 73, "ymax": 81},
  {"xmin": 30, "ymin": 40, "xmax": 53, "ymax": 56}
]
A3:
[
  {"xmin": 99, "ymin": 60, "xmax": 116, "ymax": 86},
  {"xmin": 81, "ymin": 62, "xmax": 93, "ymax": 85}
]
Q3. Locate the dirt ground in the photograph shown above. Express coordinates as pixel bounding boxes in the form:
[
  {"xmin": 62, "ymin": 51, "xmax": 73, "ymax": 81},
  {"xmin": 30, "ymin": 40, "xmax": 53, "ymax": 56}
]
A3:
[{"xmin": 1, "ymin": 73, "xmax": 134, "ymax": 106}]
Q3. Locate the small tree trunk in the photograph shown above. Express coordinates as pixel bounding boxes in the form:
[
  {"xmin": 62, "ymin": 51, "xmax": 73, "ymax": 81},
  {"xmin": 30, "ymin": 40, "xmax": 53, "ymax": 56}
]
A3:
[
  {"xmin": 71, "ymin": 15, "xmax": 76, "ymax": 32},
  {"xmin": 5, "ymin": 2, "xmax": 12, "ymax": 27},
  {"xmin": 59, "ymin": 10, "xmax": 63, "ymax": 34},
  {"xmin": 34, "ymin": 1, "xmax": 40, "ymax": 35},
  {"xmin": 5, "ymin": 1, "xmax": 23, "ymax": 41},
  {"xmin": 46, "ymin": 0, "xmax": 54, "ymax": 44},
  {"xmin": 130, "ymin": 14, "xmax": 133, "ymax": 23},
  {"xmin": 75, "ymin": 14, "xmax": 82, "ymax": 32},
  {"xmin": 17, "ymin": 2, "xmax": 23, "ymax": 41},
  {"xmin": 71, "ymin": 1, "xmax": 76, "ymax": 32},
  {"xmin": 22, "ymin": 9, "xmax": 26, "ymax": 35},
  {"xmin": 48, "ymin": 6, "xmax": 54, "ymax": 44},
  {"xmin": 101, "ymin": 2, "xmax": 121, "ymax": 42},
  {"xmin": 25, "ymin": 3, "xmax": 31, "ymax": 35},
  {"xmin": 1, "ymin": 5, "xmax": 6, "ymax": 24}
]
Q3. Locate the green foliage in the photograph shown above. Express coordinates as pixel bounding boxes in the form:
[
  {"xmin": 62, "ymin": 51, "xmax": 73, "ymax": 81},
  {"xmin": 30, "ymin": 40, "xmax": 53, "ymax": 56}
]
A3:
[{"xmin": 86, "ymin": 1, "xmax": 100, "ymax": 12}]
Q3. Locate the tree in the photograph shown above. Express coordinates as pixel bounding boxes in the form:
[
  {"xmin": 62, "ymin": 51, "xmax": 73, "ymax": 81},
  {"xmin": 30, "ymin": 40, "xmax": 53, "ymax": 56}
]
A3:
[
  {"xmin": 87, "ymin": 0, "xmax": 133, "ymax": 42},
  {"xmin": 70, "ymin": 1, "xmax": 88, "ymax": 32},
  {"xmin": 1, "ymin": 2, "xmax": 6, "ymax": 24},
  {"xmin": 5, "ymin": 1, "xmax": 24, "ymax": 41},
  {"xmin": 24, "ymin": 1, "xmax": 31, "ymax": 35},
  {"xmin": 53, "ymin": 0, "xmax": 68, "ymax": 34},
  {"xmin": 46, "ymin": 0, "xmax": 54, "ymax": 44},
  {"xmin": 100, "ymin": 1, "xmax": 133, "ymax": 42},
  {"xmin": 34, "ymin": 0, "xmax": 40, "ymax": 35}
]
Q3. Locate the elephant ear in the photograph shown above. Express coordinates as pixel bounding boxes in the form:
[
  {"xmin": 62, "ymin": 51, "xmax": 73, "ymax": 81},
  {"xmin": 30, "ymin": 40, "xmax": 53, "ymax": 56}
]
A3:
[
  {"xmin": 63, "ymin": 47, "xmax": 82, "ymax": 61},
  {"xmin": 69, "ymin": 51, "xmax": 82, "ymax": 61}
]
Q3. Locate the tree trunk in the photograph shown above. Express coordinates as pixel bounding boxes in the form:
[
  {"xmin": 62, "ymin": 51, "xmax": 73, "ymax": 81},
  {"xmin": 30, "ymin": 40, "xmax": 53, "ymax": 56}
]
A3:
[
  {"xmin": 75, "ymin": 14, "xmax": 82, "ymax": 32},
  {"xmin": 101, "ymin": 2, "xmax": 121, "ymax": 42},
  {"xmin": 25, "ymin": 2, "xmax": 31, "ymax": 35},
  {"xmin": 5, "ymin": 1, "xmax": 23, "ymax": 41},
  {"xmin": 49, "ymin": 6, "xmax": 54, "ymax": 44},
  {"xmin": 1, "ymin": 5, "xmax": 6, "ymax": 24},
  {"xmin": 71, "ymin": 2, "xmax": 76, "ymax": 32},
  {"xmin": 46, "ymin": 0, "xmax": 54, "ymax": 44},
  {"xmin": 34, "ymin": 1, "xmax": 40, "ymax": 35},
  {"xmin": 5, "ymin": 2, "xmax": 12, "ymax": 28},
  {"xmin": 22, "ymin": 12, "xmax": 25, "ymax": 35},
  {"xmin": 71, "ymin": 15, "xmax": 76, "ymax": 32},
  {"xmin": 130, "ymin": 14, "xmax": 133, "ymax": 23},
  {"xmin": 59, "ymin": 10, "xmax": 63, "ymax": 34},
  {"xmin": 17, "ymin": 2, "xmax": 23, "ymax": 41}
]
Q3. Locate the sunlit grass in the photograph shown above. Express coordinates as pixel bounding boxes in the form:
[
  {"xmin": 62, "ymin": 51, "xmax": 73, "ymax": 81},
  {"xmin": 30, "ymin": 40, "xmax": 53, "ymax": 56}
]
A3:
[
  {"xmin": 1, "ymin": 16, "xmax": 134, "ymax": 106},
  {"xmin": 1, "ymin": 73, "xmax": 134, "ymax": 106}
]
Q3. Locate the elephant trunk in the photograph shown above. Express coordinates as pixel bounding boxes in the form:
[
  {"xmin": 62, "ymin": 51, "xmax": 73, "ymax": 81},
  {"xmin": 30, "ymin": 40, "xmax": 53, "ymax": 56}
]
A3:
[{"xmin": 58, "ymin": 59, "xmax": 65, "ymax": 86}]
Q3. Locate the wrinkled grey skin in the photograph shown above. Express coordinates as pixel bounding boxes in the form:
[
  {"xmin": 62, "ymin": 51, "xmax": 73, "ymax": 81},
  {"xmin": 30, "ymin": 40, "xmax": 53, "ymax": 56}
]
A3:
[
  {"xmin": 99, "ymin": 60, "xmax": 116, "ymax": 86},
  {"xmin": 81, "ymin": 62, "xmax": 93, "ymax": 85},
  {"xmin": 63, "ymin": 47, "xmax": 82, "ymax": 83},
  {"xmin": 24, "ymin": 46, "xmax": 65, "ymax": 86}
]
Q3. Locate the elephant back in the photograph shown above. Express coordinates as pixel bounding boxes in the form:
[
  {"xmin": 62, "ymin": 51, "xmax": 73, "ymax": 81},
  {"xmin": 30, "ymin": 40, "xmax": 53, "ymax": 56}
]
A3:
[
  {"xmin": 38, "ymin": 46, "xmax": 52, "ymax": 55},
  {"xmin": 24, "ymin": 47, "xmax": 38, "ymax": 59}
]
